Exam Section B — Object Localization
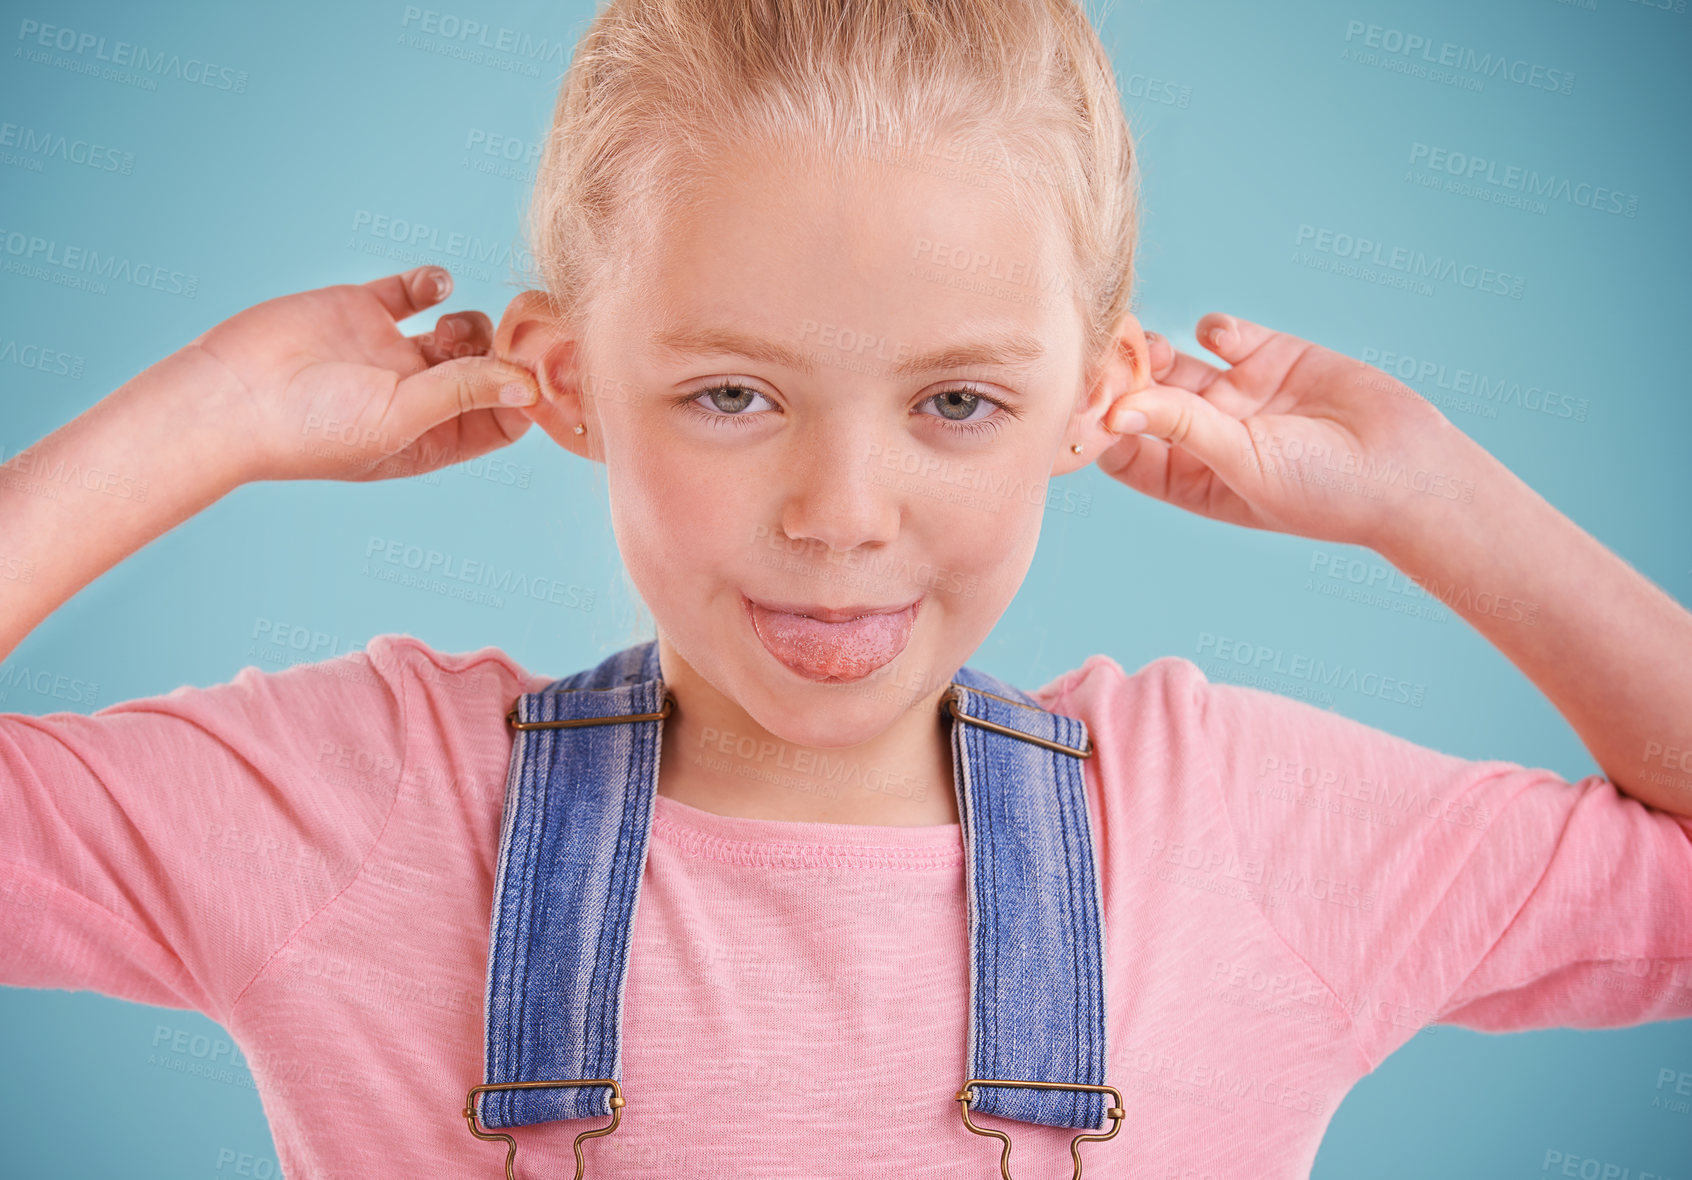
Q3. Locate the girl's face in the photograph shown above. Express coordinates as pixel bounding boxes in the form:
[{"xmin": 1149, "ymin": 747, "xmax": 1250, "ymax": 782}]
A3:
[{"xmin": 513, "ymin": 142, "xmax": 1133, "ymax": 750}]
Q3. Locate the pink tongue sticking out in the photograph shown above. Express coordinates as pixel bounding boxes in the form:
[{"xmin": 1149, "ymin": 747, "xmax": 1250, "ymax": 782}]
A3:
[{"xmin": 748, "ymin": 600, "xmax": 916, "ymax": 682}]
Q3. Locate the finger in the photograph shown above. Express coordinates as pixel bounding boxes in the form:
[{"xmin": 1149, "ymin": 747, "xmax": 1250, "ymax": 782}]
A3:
[
  {"xmin": 1143, "ymin": 330, "xmax": 1266, "ymax": 419},
  {"xmin": 1194, "ymin": 312, "xmax": 1318, "ymax": 388},
  {"xmin": 1093, "ymin": 429, "xmax": 1262, "ymax": 532},
  {"xmin": 411, "ymin": 311, "xmax": 494, "ymax": 367},
  {"xmin": 1093, "ymin": 429, "xmax": 1174, "ymax": 500},
  {"xmin": 359, "ymin": 405, "xmax": 534, "ymax": 481},
  {"xmin": 363, "ymin": 265, "xmax": 453, "ymax": 325},
  {"xmin": 1194, "ymin": 313, "xmax": 1278, "ymax": 363},
  {"xmin": 1102, "ymin": 384, "xmax": 1263, "ymax": 499},
  {"xmin": 392, "ymin": 356, "xmax": 541, "ymax": 440},
  {"xmin": 1145, "ymin": 330, "xmax": 1224, "ymax": 395},
  {"xmin": 443, "ymin": 405, "xmax": 534, "ymax": 461},
  {"xmin": 445, "ymin": 309, "xmax": 495, "ymax": 354}
]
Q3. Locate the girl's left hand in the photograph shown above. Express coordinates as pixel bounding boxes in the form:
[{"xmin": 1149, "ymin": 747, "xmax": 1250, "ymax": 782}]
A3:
[{"xmin": 1094, "ymin": 313, "xmax": 1474, "ymax": 548}]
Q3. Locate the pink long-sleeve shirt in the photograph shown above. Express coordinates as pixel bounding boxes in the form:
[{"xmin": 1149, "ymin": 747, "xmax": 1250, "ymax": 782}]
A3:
[{"xmin": 3, "ymin": 634, "xmax": 1691, "ymax": 1178}]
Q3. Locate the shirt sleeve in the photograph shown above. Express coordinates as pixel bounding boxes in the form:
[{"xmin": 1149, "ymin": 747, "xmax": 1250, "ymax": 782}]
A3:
[
  {"xmin": 1185, "ymin": 659, "xmax": 1692, "ymax": 1070},
  {"xmin": 0, "ymin": 638, "xmax": 414, "ymax": 1024}
]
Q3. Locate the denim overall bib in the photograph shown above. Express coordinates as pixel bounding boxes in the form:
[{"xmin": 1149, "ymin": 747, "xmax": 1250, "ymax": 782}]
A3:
[{"xmin": 463, "ymin": 640, "xmax": 1122, "ymax": 1178}]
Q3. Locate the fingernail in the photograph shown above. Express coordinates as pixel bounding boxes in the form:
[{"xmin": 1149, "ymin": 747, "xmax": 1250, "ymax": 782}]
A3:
[
  {"xmin": 499, "ymin": 381, "xmax": 537, "ymax": 406},
  {"xmin": 432, "ymin": 269, "xmax": 451, "ymax": 300},
  {"xmin": 1108, "ymin": 407, "xmax": 1149, "ymax": 434}
]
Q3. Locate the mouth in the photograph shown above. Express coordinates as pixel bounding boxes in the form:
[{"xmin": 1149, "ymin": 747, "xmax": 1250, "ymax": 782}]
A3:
[{"xmin": 742, "ymin": 593, "xmax": 922, "ymax": 683}]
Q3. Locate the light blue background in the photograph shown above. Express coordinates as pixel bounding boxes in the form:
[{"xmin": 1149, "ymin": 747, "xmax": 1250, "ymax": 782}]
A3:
[{"xmin": 2, "ymin": 0, "xmax": 1689, "ymax": 1176}]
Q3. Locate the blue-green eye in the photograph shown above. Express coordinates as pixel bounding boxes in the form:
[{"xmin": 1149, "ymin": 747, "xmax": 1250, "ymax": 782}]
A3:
[
  {"xmin": 922, "ymin": 389, "xmax": 995, "ymax": 423},
  {"xmin": 916, "ymin": 387, "xmax": 1016, "ymax": 438},
  {"xmin": 690, "ymin": 383, "xmax": 776, "ymax": 419},
  {"xmin": 680, "ymin": 379, "xmax": 774, "ymax": 424},
  {"xmin": 681, "ymin": 381, "xmax": 1014, "ymax": 437}
]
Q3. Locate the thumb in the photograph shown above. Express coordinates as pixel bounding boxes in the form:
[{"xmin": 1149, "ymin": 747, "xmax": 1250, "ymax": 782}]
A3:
[
  {"xmin": 1106, "ymin": 385, "xmax": 1255, "ymax": 482},
  {"xmin": 395, "ymin": 355, "xmax": 540, "ymax": 433}
]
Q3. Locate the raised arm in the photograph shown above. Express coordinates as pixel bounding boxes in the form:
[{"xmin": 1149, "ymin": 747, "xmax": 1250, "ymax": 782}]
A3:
[
  {"xmin": 1083, "ymin": 311, "xmax": 1692, "ymax": 814},
  {"xmin": 0, "ymin": 264, "xmax": 540, "ymax": 663},
  {"xmin": 1369, "ymin": 431, "xmax": 1692, "ymax": 813},
  {"xmin": 0, "ymin": 345, "xmax": 247, "ymax": 661},
  {"xmin": 0, "ymin": 265, "xmax": 545, "ymax": 1016}
]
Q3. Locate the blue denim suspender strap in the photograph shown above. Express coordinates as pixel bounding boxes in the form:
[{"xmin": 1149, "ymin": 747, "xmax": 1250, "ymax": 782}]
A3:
[
  {"xmin": 466, "ymin": 640, "xmax": 1122, "ymax": 1177},
  {"xmin": 943, "ymin": 666, "xmax": 1113, "ymax": 1133}
]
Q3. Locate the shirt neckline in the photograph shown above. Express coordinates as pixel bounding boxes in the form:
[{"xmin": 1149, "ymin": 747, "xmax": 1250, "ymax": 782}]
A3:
[{"xmin": 650, "ymin": 792, "xmax": 965, "ymax": 871}]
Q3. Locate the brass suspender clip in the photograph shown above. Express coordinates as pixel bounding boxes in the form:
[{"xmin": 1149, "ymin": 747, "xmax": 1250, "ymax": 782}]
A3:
[
  {"xmin": 505, "ymin": 691, "xmax": 675, "ymax": 731},
  {"xmin": 464, "ymin": 1079, "xmax": 625, "ymax": 1180},
  {"xmin": 956, "ymin": 1079, "xmax": 1125, "ymax": 1180},
  {"xmin": 941, "ymin": 685, "xmax": 1094, "ymax": 759}
]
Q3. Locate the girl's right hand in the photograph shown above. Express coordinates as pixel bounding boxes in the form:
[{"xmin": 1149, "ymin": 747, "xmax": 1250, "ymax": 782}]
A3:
[{"xmin": 179, "ymin": 265, "xmax": 542, "ymax": 483}]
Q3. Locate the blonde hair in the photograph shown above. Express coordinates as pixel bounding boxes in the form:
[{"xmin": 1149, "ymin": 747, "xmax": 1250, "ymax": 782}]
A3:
[{"xmin": 526, "ymin": 0, "xmax": 1139, "ymax": 391}]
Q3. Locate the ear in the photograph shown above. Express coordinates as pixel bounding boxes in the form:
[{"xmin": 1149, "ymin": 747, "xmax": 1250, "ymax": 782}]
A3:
[
  {"xmin": 496, "ymin": 289, "xmax": 599, "ymax": 463},
  {"xmin": 1051, "ymin": 311, "xmax": 1152, "ymax": 476}
]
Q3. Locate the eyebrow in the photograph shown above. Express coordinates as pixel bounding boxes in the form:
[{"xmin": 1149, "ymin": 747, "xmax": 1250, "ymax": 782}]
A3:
[{"xmin": 649, "ymin": 324, "xmax": 1046, "ymax": 378}]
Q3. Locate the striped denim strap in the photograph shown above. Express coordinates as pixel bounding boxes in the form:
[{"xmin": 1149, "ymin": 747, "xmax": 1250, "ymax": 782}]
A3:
[
  {"xmin": 476, "ymin": 643, "xmax": 1111, "ymax": 1134},
  {"xmin": 948, "ymin": 666, "xmax": 1109, "ymax": 1131},
  {"xmin": 477, "ymin": 643, "xmax": 665, "ymax": 1128}
]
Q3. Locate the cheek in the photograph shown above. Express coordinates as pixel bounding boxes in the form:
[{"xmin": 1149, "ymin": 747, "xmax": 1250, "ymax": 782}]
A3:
[
  {"xmin": 914, "ymin": 476, "xmax": 1044, "ymax": 613},
  {"xmin": 605, "ymin": 449, "xmax": 748, "ymax": 585}
]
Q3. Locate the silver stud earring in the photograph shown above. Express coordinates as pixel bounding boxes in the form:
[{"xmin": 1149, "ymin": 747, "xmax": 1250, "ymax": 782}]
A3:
[
  {"xmin": 573, "ymin": 423, "xmax": 586, "ymax": 435},
  {"xmin": 1070, "ymin": 443, "xmax": 1083, "ymax": 453}
]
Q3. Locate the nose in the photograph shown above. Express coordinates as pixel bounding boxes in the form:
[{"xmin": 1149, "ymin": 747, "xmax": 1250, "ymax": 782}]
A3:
[{"xmin": 776, "ymin": 422, "xmax": 901, "ymax": 554}]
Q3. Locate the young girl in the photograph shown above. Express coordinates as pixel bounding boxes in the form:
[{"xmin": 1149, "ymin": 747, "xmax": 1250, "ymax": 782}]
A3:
[{"xmin": 4, "ymin": 1, "xmax": 1690, "ymax": 1177}]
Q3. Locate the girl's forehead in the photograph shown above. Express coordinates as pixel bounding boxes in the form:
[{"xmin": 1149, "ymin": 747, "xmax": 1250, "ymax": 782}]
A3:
[
  {"xmin": 643, "ymin": 142, "xmax": 1066, "ymax": 270},
  {"xmin": 598, "ymin": 173, "xmax": 1076, "ymax": 357}
]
